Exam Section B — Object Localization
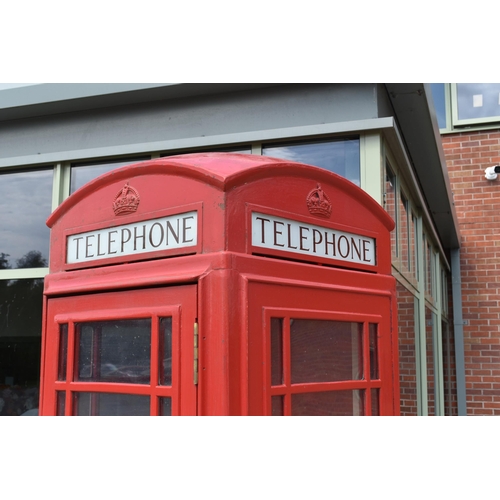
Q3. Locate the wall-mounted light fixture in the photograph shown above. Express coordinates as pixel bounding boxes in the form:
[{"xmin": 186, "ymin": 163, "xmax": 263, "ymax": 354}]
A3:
[{"xmin": 485, "ymin": 165, "xmax": 500, "ymax": 180}]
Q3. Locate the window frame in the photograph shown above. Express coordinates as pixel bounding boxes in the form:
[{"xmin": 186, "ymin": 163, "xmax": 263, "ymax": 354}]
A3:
[{"xmin": 451, "ymin": 83, "xmax": 500, "ymax": 128}]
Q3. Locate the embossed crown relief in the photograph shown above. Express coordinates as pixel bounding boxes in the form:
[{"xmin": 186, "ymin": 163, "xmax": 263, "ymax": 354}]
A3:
[
  {"xmin": 306, "ymin": 184, "xmax": 332, "ymax": 218},
  {"xmin": 113, "ymin": 182, "xmax": 140, "ymax": 216}
]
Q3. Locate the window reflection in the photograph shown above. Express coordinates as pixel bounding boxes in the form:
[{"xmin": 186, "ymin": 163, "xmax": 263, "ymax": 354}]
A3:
[
  {"xmin": 76, "ymin": 319, "xmax": 151, "ymax": 384},
  {"xmin": 159, "ymin": 397, "xmax": 172, "ymax": 416},
  {"xmin": 292, "ymin": 390, "xmax": 364, "ymax": 416},
  {"xmin": 56, "ymin": 391, "xmax": 66, "ymax": 416},
  {"xmin": 0, "ymin": 277, "xmax": 43, "ymax": 415},
  {"xmin": 430, "ymin": 83, "xmax": 447, "ymax": 129},
  {"xmin": 290, "ymin": 319, "xmax": 363, "ymax": 384},
  {"xmin": 410, "ymin": 212, "xmax": 418, "ymax": 280},
  {"xmin": 369, "ymin": 324, "xmax": 378, "ymax": 380},
  {"xmin": 58, "ymin": 324, "xmax": 68, "ymax": 381},
  {"xmin": 371, "ymin": 389, "xmax": 380, "ymax": 416},
  {"xmin": 70, "ymin": 157, "xmax": 150, "ymax": 194},
  {"xmin": 270, "ymin": 318, "xmax": 283, "ymax": 386},
  {"xmin": 263, "ymin": 138, "xmax": 360, "ymax": 185},
  {"xmin": 159, "ymin": 317, "xmax": 172, "ymax": 386},
  {"xmin": 384, "ymin": 162, "xmax": 397, "ymax": 260},
  {"xmin": 161, "ymin": 146, "xmax": 252, "ymax": 157},
  {"xmin": 424, "ymin": 237, "xmax": 434, "ymax": 298},
  {"xmin": 426, "ymin": 307, "xmax": 436, "ymax": 416},
  {"xmin": 0, "ymin": 169, "xmax": 52, "ymax": 269},
  {"xmin": 442, "ymin": 319, "xmax": 454, "ymax": 416},
  {"xmin": 74, "ymin": 392, "xmax": 150, "ymax": 416},
  {"xmin": 456, "ymin": 83, "xmax": 500, "ymax": 121},
  {"xmin": 399, "ymin": 191, "xmax": 409, "ymax": 271}
]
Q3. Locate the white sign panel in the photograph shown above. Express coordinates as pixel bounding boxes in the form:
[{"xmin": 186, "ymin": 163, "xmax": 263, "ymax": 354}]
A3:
[
  {"xmin": 67, "ymin": 211, "xmax": 197, "ymax": 264},
  {"xmin": 251, "ymin": 212, "xmax": 375, "ymax": 266}
]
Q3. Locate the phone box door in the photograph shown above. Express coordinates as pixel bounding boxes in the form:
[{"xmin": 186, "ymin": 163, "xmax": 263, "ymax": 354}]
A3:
[
  {"xmin": 40, "ymin": 285, "xmax": 197, "ymax": 416},
  {"xmin": 247, "ymin": 279, "xmax": 398, "ymax": 416}
]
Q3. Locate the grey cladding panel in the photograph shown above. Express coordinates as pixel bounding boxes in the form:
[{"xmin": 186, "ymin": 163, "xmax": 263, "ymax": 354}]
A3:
[{"xmin": 0, "ymin": 84, "xmax": 379, "ymax": 161}]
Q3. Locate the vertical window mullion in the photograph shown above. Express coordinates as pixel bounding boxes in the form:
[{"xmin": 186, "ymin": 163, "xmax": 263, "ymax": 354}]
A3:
[{"xmin": 415, "ymin": 216, "xmax": 428, "ymax": 416}]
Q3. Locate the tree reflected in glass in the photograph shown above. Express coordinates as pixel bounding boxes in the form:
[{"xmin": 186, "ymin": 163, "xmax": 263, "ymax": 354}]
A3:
[
  {"xmin": 0, "ymin": 250, "xmax": 46, "ymax": 416},
  {"xmin": 0, "ymin": 168, "xmax": 52, "ymax": 269}
]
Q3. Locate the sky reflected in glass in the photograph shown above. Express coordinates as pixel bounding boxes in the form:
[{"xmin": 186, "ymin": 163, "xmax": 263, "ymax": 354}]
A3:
[
  {"xmin": 71, "ymin": 157, "xmax": 150, "ymax": 194},
  {"xmin": 430, "ymin": 83, "xmax": 447, "ymax": 129},
  {"xmin": 0, "ymin": 169, "xmax": 52, "ymax": 269},
  {"xmin": 263, "ymin": 138, "xmax": 360, "ymax": 185},
  {"xmin": 457, "ymin": 83, "xmax": 500, "ymax": 121}
]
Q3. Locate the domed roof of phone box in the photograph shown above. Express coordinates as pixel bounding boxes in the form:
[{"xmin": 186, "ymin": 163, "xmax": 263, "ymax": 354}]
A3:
[{"xmin": 47, "ymin": 152, "xmax": 394, "ymax": 232}]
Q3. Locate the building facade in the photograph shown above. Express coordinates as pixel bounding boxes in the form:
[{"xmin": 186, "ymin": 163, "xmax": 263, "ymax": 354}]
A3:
[
  {"xmin": 0, "ymin": 83, "xmax": 461, "ymax": 415},
  {"xmin": 433, "ymin": 83, "xmax": 500, "ymax": 415}
]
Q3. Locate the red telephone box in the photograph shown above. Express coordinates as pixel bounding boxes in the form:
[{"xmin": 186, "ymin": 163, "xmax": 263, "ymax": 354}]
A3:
[{"xmin": 40, "ymin": 153, "xmax": 399, "ymax": 416}]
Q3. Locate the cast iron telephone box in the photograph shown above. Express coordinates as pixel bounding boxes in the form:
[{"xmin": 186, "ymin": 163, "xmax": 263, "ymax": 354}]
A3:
[{"xmin": 40, "ymin": 153, "xmax": 399, "ymax": 415}]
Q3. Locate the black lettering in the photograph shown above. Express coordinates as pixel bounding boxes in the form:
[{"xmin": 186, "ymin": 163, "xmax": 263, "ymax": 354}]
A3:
[
  {"xmin": 85, "ymin": 235, "xmax": 95, "ymax": 258},
  {"xmin": 182, "ymin": 216, "xmax": 194, "ymax": 243},
  {"xmin": 299, "ymin": 226, "xmax": 310, "ymax": 251},
  {"xmin": 255, "ymin": 216, "xmax": 270, "ymax": 244},
  {"xmin": 338, "ymin": 235, "xmax": 350, "ymax": 258},
  {"xmin": 96, "ymin": 233, "xmax": 106, "ymax": 256},
  {"xmin": 273, "ymin": 221, "xmax": 285, "ymax": 247},
  {"xmin": 108, "ymin": 230, "xmax": 118, "ymax": 254},
  {"xmin": 73, "ymin": 236, "xmax": 84, "ymax": 260},
  {"xmin": 121, "ymin": 228, "xmax": 131, "ymax": 252},
  {"xmin": 350, "ymin": 237, "xmax": 362, "ymax": 261},
  {"xmin": 363, "ymin": 239, "xmax": 372, "ymax": 262},
  {"xmin": 324, "ymin": 231, "xmax": 336, "ymax": 256},
  {"xmin": 134, "ymin": 225, "xmax": 146, "ymax": 251},
  {"xmin": 166, "ymin": 219, "xmax": 180, "ymax": 245},
  {"xmin": 287, "ymin": 224, "xmax": 298, "ymax": 249},
  {"xmin": 149, "ymin": 222, "xmax": 164, "ymax": 248},
  {"xmin": 312, "ymin": 229, "xmax": 323, "ymax": 253}
]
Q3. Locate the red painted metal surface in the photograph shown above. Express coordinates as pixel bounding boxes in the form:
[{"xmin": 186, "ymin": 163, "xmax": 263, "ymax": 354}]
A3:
[
  {"xmin": 41, "ymin": 153, "xmax": 399, "ymax": 416},
  {"xmin": 41, "ymin": 286, "xmax": 197, "ymax": 416}
]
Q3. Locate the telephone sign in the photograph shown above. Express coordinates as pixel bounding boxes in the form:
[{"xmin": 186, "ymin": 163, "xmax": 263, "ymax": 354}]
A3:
[
  {"xmin": 251, "ymin": 211, "xmax": 376, "ymax": 266},
  {"xmin": 66, "ymin": 210, "xmax": 197, "ymax": 264}
]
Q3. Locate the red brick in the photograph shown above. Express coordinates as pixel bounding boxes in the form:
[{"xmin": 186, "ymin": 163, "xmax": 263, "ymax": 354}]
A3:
[{"xmin": 444, "ymin": 129, "xmax": 500, "ymax": 413}]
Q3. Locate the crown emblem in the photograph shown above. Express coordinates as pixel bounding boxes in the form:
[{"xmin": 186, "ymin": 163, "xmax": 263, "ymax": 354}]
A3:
[
  {"xmin": 306, "ymin": 184, "xmax": 332, "ymax": 218},
  {"xmin": 113, "ymin": 182, "xmax": 140, "ymax": 216}
]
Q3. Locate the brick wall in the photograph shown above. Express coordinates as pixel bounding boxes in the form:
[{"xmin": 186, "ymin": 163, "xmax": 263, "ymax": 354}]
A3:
[
  {"xmin": 442, "ymin": 130, "xmax": 500, "ymax": 415},
  {"xmin": 397, "ymin": 281, "xmax": 418, "ymax": 416}
]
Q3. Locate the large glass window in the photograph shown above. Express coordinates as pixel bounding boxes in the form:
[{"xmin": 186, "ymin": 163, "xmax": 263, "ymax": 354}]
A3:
[
  {"xmin": 455, "ymin": 83, "xmax": 500, "ymax": 123},
  {"xmin": 263, "ymin": 137, "xmax": 360, "ymax": 186},
  {"xmin": 161, "ymin": 145, "xmax": 252, "ymax": 157},
  {"xmin": 70, "ymin": 157, "xmax": 150, "ymax": 194},
  {"xmin": 431, "ymin": 83, "xmax": 500, "ymax": 130},
  {"xmin": 430, "ymin": 83, "xmax": 447, "ymax": 129},
  {"xmin": 385, "ymin": 143, "xmax": 452, "ymax": 416},
  {"xmin": 0, "ymin": 278, "xmax": 44, "ymax": 415},
  {"xmin": 441, "ymin": 318, "xmax": 456, "ymax": 416},
  {"xmin": 384, "ymin": 162, "xmax": 397, "ymax": 260},
  {"xmin": 398, "ymin": 190, "xmax": 409, "ymax": 271},
  {"xmin": 426, "ymin": 307, "xmax": 436, "ymax": 416},
  {"xmin": 0, "ymin": 168, "xmax": 52, "ymax": 270}
]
